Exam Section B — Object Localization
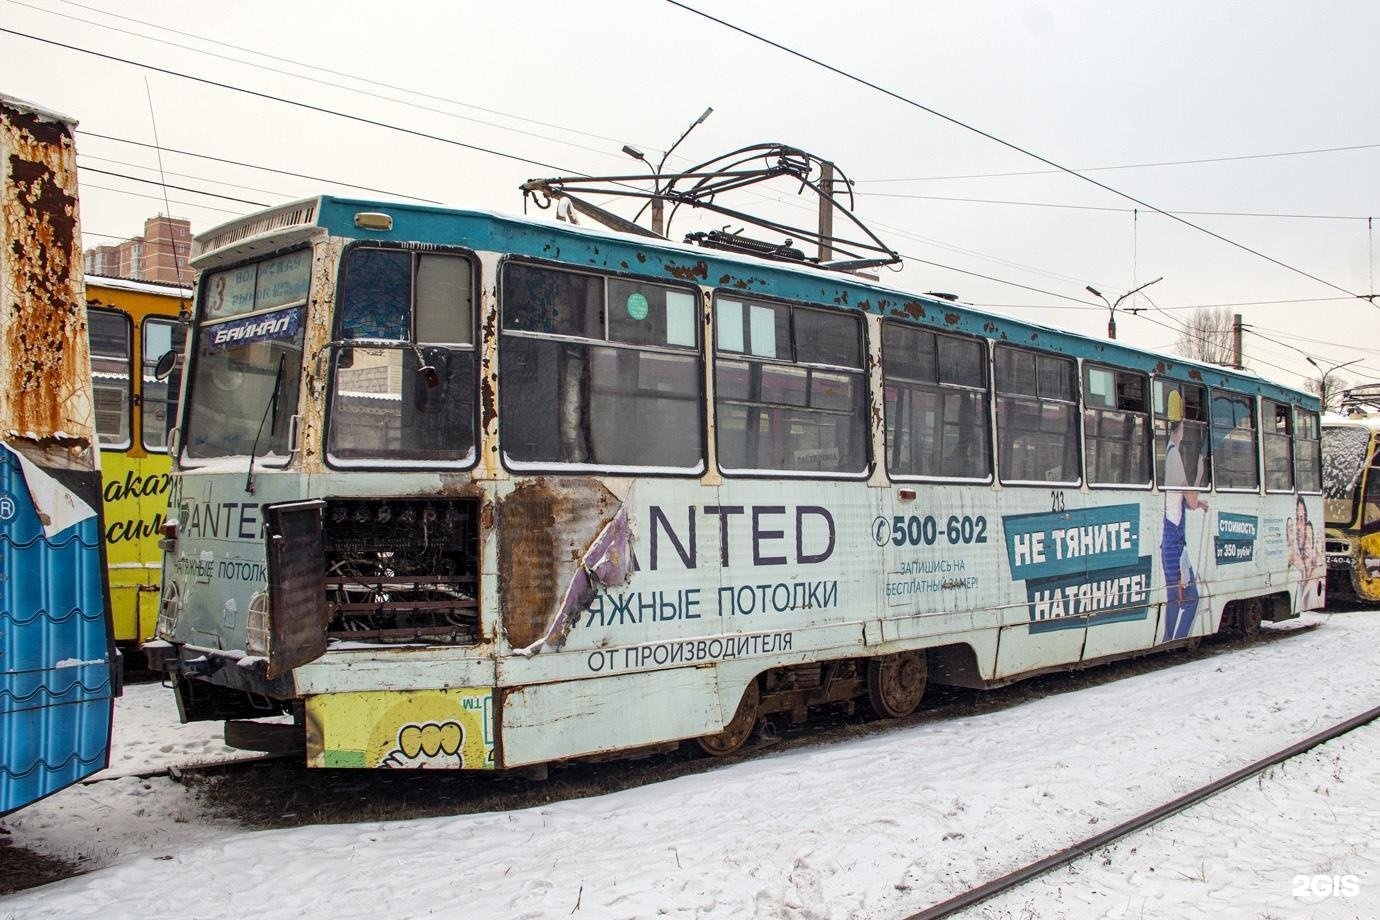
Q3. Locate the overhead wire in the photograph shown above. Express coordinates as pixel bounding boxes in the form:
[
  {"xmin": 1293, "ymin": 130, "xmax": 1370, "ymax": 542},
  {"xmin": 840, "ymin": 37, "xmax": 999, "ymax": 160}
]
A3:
[
  {"xmin": 9, "ymin": 0, "xmax": 637, "ymax": 165},
  {"xmin": 9, "ymin": 13, "xmax": 1359, "ymax": 335},
  {"xmin": 78, "ymin": 182, "xmax": 247, "ymax": 215},
  {"xmin": 663, "ymin": 1, "xmax": 1375, "ymax": 307},
  {"xmin": 857, "ymin": 142, "xmax": 1380, "ymax": 184},
  {"xmin": 0, "ymin": 27, "xmax": 586, "ymax": 177},
  {"xmin": 1247, "ymin": 324, "xmax": 1380, "ymax": 355},
  {"xmin": 78, "ymin": 166, "xmax": 269, "ymax": 207},
  {"xmin": 857, "ymin": 191, "xmax": 1376, "ymax": 222},
  {"xmin": 80, "ymin": 153, "xmax": 290, "ymax": 199},
  {"xmin": 77, "ymin": 132, "xmax": 441, "ymax": 202}
]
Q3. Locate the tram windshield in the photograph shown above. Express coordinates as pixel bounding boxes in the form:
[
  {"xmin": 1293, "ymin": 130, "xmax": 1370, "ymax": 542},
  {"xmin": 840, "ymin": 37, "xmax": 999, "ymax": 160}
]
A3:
[
  {"xmin": 1322, "ymin": 425, "xmax": 1372, "ymax": 525},
  {"xmin": 182, "ymin": 250, "xmax": 310, "ymax": 461}
]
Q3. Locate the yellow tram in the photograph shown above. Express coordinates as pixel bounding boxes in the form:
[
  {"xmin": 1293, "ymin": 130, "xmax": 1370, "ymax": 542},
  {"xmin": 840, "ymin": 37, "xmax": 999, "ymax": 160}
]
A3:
[{"xmin": 86, "ymin": 276, "xmax": 187, "ymax": 666}]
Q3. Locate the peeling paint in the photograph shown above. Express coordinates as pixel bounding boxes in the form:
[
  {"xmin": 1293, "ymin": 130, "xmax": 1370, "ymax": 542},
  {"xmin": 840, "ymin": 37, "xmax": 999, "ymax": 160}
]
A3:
[
  {"xmin": 1189, "ymin": 369, "xmax": 1203, "ymax": 381},
  {"xmin": 666, "ymin": 260, "xmax": 708, "ymax": 282},
  {"xmin": 513, "ymin": 506, "xmax": 632, "ymax": 657},
  {"xmin": 496, "ymin": 479, "xmax": 625, "ymax": 651},
  {"xmin": 944, "ymin": 312, "xmax": 959, "ymax": 326}
]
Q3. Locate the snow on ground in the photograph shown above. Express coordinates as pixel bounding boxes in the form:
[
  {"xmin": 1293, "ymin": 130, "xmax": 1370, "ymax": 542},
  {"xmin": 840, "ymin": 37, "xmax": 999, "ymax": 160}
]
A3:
[
  {"xmin": 3, "ymin": 609, "xmax": 1379, "ymax": 919},
  {"xmin": 968, "ymin": 722, "xmax": 1380, "ymax": 919}
]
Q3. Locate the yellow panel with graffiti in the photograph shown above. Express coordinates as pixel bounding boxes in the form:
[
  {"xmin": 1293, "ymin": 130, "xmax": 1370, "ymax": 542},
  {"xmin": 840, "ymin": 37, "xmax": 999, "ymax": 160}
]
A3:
[
  {"xmin": 305, "ymin": 689, "xmax": 495, "ymax": 769},
  {"xmin": 101, "ymin": 450, "xmax": 171, "ymax": 644}
]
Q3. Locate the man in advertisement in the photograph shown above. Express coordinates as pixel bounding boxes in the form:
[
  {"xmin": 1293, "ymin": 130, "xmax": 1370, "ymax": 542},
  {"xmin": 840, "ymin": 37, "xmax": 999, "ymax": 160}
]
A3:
[{"xmin": 1162, "ymin": 390, "xmax": 1210, "ymax": 640}]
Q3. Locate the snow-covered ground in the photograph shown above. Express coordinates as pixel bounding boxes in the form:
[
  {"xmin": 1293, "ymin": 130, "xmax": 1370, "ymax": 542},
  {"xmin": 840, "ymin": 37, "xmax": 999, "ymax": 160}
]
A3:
[{"xmin": 3, "ymin": 609, "xmax": 1379, "ymax": 919}]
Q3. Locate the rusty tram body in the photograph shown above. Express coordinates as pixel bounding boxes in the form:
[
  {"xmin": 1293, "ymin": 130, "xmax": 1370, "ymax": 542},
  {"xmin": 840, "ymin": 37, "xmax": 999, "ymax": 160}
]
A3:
[{"xmin": 148, "ymin": 196, "xmax": 1323, "ymax": 770}]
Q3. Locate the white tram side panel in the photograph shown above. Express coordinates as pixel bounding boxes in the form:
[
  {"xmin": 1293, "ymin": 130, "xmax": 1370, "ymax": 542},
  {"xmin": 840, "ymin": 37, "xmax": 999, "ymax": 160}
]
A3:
[{"xmin": 495, "ymin": 476, "xmax": 1316, "ymax": 765}]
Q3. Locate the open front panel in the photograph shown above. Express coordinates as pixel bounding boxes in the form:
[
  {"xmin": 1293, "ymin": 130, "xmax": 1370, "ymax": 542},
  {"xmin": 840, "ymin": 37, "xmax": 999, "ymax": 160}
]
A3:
[{"xmin": 265, "ymin": 500, "xmax": 327, "ymax": 678}]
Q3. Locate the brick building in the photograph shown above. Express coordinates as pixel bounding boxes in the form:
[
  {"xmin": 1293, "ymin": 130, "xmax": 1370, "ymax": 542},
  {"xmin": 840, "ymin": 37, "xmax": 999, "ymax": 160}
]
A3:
[{"xmin": 84, "ymin": 214, "xmax": 193, "ymax": 284}]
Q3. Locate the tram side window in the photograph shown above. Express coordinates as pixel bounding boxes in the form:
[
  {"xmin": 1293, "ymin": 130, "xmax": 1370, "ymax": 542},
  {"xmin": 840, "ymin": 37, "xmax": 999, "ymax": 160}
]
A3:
[
  {"xmin": 1083, "ymin": 365, "xmax": 1151, "ymax": 486},
  {"xmin": 881, "ymin": 322, "xmax": 991, "ymax": 480},
  {"xmin": 994, "ymin": 346, "xmax": 1078, "ymax": 484},
  {"xmin": 1261, "ymin": 399, "xmax": 1295, "ymax": 492},
  {"xmin": 715, "ymin": 299, "xmax": 866, "ymax": 475},
  {"xmin": 1292, "ymin": 407, "xmax": 1321, "ymax": 493},
  {"xmin": 329, "ymin": 248, "xmax": 475, "ymax": 466},
  {"xmin": 89, "ymin": 309, "xmax": 132, "ymax": 449},
  {"xmin": 500, "ymin": 263, "xmax": 703, "ymax": 470},
  {"xmin": 141, "ymin": 317, "xmax": 186, "ymax": 452},
  {"xmin": 1153, "ymin": 380, "xmax": 1210, "ymax": 491},
  {"xmin": 1211, "ymin": 390, "xmax": 1259, "ymax": 490}
]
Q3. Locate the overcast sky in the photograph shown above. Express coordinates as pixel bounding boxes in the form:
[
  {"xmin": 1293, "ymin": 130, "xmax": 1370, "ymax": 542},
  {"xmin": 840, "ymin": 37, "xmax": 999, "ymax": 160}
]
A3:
[{"xmin": 4, "ymin": 0, "xmax": 1377, "ymax": 393}]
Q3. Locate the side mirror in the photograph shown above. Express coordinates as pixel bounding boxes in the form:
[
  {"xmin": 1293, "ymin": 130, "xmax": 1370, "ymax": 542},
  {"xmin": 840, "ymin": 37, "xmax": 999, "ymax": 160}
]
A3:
[{"xmin": 154, "ymin": 350, "xmax": 178, "ymax": 380}]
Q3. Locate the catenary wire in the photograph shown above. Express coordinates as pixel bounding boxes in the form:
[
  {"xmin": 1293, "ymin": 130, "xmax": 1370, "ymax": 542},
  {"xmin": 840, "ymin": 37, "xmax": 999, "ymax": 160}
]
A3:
[
  {"xmin": 79, "ymin": 166, "xmax": 269, "ymax": 208},
  {"xmin": 8, "ymin": 0, "xmax": 637, "ymax": 165},
  {"xmin": 0, "ymin": 23, "xmax": 1287, "ymax": 316},
  {"xmin": 78, "ymin": 131, "xmax": 442, "ymax": 203},
  {"xmin": 38, "ymin": 0, "xmax": 644, "ymax": 151},
  {"xmin": 80, "ymin": 154, "xmax": 286, "ymax": 198},
  {"xmin": 858, "ymin": 191, "xmax": 1376, "ymax": 222},
  {"xmin": 858, "ymin": 142, "xmax": 1380, "ymax": 183},
  {"xmin": 663, "ymin": 1, "xmax": 1374, "ymax": 306},
  {"xmin": 79, "ymin": 182, "xmax": 248, "ymax": 215},
  {"xmin": 0, "ymin": 27, "xmax": 586, "ymax": 177}
]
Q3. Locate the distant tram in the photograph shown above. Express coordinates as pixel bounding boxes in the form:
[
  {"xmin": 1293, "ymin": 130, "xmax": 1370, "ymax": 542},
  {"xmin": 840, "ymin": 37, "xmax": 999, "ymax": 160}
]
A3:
[
  {"xmin": 1, "ymin": 95, "xmax": 116, "ymax": 814},
  {"xmin": 147, "ymin": 195, "xmax": 1323, "ymax": 770},
  {"xmin": 1322, "ymin": 386, "xmax": 1380, "ymax": 604},
  {"xmin": 86, "ymin": 276, "xmax": 186, "ymax": 668}
]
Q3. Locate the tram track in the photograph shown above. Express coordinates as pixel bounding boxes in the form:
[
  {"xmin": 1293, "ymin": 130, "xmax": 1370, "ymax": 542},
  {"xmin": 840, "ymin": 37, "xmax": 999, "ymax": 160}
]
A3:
[{"xmin": 902, "ymin": 699, "xmax": 1380, "ymax": 919}]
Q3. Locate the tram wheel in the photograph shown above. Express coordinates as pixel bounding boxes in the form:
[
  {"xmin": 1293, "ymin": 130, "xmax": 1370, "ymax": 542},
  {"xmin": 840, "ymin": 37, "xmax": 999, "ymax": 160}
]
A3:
[
  {"xmin": 1237, "ymin": 599, "xmax": 1263, "ymax": 639},
  {"xmin": 696, "ymin": 678, "xmax": 761, "ymax": 756},
  {"xmin": 867, "ymin": 651, "xmax": 927, "ymax": 718}
]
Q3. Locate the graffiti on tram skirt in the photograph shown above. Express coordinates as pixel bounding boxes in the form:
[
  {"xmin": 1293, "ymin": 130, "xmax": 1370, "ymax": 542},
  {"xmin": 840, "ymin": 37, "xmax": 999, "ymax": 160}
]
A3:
[
  {"xmin": 305, "ymin": 688, "xmax": 494, "ymax": 770},
  {"xmin": 1002, "ymin": 504, "xmax": 1153, "ymax": 633}
]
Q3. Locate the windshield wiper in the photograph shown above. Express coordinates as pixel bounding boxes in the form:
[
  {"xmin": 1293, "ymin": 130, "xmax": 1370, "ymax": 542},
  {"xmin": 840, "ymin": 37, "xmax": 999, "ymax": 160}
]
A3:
[{"xmin": 245, "ymin": 353, "xmax": 288, "ymax": 495}]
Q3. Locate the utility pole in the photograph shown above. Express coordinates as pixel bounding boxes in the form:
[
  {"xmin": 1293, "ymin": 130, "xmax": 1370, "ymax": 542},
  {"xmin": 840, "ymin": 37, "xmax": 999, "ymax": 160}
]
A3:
[
  {"xmin": 1232, "ymin": 313, "xmax": 1243, "ymax": 369},
  {"xmin": 818, "ymin": 161, "xmax": 834, "ymax": 263}
]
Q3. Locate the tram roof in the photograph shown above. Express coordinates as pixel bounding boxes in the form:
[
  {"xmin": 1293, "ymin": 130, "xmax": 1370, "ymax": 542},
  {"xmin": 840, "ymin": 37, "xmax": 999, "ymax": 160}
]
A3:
[
  {"xmin": 194, "ymin": 195, "xmax": 1317, "ymax": 409},
  {"xmin": 86, "ymin": 275, "xmax": 192, "ymax": 298}
]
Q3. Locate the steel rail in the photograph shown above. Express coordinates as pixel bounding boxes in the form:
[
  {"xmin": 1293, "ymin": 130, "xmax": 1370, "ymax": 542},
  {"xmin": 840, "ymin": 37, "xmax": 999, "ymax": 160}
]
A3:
[{"xmin": 905, "ymin": 702, "xmax": 1380, "ymax": 919}]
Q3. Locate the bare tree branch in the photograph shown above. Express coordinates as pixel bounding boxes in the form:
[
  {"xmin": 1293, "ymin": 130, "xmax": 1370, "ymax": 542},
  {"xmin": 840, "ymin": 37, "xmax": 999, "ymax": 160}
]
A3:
[{"xmin": 1173, "ymin": 307, "xmax": 1236, "ymax": 366}]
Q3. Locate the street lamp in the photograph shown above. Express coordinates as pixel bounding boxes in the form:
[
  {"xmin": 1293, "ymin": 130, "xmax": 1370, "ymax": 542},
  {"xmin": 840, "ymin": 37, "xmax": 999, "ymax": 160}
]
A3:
[
  {"xmin": 624, "ymin": 106, "xmax": 713, "ymax": 236},
  {"xmin": 1305, "ymin": 356, "xmax": 1362, "ymax": 412},
  {"xmin": 1085, "ymin": 277, "xmax": 1163, "ymax": 340}
]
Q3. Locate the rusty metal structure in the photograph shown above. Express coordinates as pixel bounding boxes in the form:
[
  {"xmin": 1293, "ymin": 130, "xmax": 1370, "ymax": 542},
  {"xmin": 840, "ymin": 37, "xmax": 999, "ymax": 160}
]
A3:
[
  {"xmin": 147, "ymin": 192, "xmax": 1321, "ymax": 772},
  {"xmin": 0, "ymin": 94, "xmax": 117, "ymax": 814}
]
